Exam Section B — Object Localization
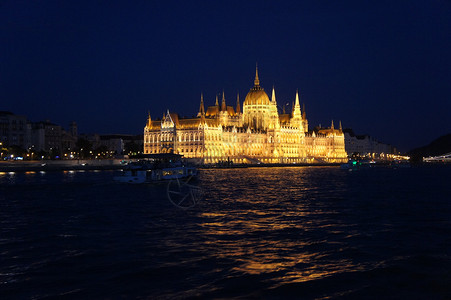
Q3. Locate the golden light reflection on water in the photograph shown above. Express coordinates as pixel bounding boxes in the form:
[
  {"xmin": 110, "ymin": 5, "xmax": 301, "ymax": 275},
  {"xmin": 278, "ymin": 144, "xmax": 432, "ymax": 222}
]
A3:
[
  {"xmin": 198, "ymin": 208, "xmax": 357, "ymax": 284},
  {"xmin": 199, "ymin": 219, "xmax": 357, "ymax": 285},
  {"xmin": 197, "ymin": 167, "xmax": 355, "ymax": 285}
]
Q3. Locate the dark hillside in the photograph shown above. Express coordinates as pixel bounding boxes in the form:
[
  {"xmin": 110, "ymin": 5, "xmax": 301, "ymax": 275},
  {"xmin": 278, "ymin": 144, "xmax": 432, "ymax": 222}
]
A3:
[{"xmin": 407, "ymin": 134, "xmax": 451, "ymax": 161}]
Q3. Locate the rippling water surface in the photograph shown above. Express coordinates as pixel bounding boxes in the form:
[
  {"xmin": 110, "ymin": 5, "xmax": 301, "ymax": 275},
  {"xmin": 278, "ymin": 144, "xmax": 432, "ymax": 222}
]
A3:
[{"xmin": 1, "ymin": 166, "xmax": 450, "ymax": 299}]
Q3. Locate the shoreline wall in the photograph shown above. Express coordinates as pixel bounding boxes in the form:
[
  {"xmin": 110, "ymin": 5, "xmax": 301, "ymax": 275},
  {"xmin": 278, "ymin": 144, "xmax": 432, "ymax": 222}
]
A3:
[{"xmin": 0, "ymin": 159, "xmax": 342, "ymax": 172}]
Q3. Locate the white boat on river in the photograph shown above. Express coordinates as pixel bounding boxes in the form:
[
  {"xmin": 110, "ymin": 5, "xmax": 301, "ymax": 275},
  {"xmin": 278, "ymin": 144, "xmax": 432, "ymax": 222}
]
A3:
[{"xmin": 113, "ymin": 154, "xmax": 197, "ymax": 184}]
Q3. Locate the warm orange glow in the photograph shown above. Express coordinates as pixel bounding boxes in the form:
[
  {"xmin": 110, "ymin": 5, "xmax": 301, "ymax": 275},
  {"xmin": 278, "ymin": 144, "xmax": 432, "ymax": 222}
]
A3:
[{"xmin": 143, "ymin": 69, "xmax": 347, "ymax": 163}]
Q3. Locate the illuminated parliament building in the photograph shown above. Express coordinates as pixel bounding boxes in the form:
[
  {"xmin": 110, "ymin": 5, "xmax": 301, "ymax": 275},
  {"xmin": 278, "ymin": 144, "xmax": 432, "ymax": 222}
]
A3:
[{"xmin": 144, "ymin": 67, "xmax": 347, "ymax": 164}]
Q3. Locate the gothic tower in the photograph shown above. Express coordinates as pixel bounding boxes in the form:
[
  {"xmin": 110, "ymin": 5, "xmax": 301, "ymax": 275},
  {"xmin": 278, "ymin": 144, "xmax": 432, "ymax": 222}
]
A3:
[{"xmin": 242, "ymin": 65, "xmax": 278, "ymax": 130}]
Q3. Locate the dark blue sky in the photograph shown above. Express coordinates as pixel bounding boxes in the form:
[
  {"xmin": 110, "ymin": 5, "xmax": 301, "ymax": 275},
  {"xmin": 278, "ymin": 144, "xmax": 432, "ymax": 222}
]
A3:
[{"xmin": 1, "ymin": 1, "xmax": 450, "ymax": 152}]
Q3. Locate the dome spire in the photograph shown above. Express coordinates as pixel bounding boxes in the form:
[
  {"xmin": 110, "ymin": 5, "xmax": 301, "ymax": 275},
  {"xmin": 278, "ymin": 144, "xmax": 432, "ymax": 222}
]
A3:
[
  {"xmin": 254, "ymin": 63, "xmax": 260, "ymax": 87},
  {"xmin": 236, "ymin": 92, "xmax": 241, "ymax": 114},
  {"xmin": 295, "ymin": 89, "xmax": 300, "ymax": 106}
]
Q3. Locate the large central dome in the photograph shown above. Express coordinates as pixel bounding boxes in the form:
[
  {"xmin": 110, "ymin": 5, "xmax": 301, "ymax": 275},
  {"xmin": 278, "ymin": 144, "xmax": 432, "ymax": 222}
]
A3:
[
  {"xmin": 242, "ymin": 66, "xmax": 279, "ymax": 131},
  {"xmin": 244, "ymin": 67, "xmax": 270, "ymax": 106},
  {"xmin": 244, "ymin": 88, "xmax": 270, "ymax": 105}
]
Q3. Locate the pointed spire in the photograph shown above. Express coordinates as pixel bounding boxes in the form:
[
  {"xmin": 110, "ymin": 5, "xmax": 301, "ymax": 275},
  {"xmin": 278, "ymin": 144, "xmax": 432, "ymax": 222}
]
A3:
[
  {"xmin": 164, "ymin": 110, "xmax": 174, "ymax": 126},
  {"xmin": 254, "ymin": 63, "xmax": 260, "ymax": 87},
  {"xmin": 295, "ymin": 89, "xmax": 300, "ymax": 106},
  {"xmin": 147, "ymin": 110, "xmax": 152, "ymax": 127},
  {"xmin": 302, "ymin": 103, "xmax": 306, "ymax": 119},
  {"xmin": 221, "ymin": 90, "xmax": 226, "ymax": 111},
  {"xmin": 236, "ymin": 92, "xmax": 241, "ymax": 114},
  {"xmin": 292, "ymin": 90, "xmax": 302, "ymax": 121},
  {"xmin": 339, "ymin": 120, "xmax": 342, "ymax": 131},
  {"xmin": 331, "ymin": 120, "xmax": 335, "ymax": 130},
  {"xmin": 215, "ymin": 94, "xmax": 219, "ymax": 106},
  {"xmin": 271, "ymin": 86, "xmax": 276, "ymax": 103},
  {"xmin": 198, "ymin": 93, "xmax": 205, "ymax": 117}
]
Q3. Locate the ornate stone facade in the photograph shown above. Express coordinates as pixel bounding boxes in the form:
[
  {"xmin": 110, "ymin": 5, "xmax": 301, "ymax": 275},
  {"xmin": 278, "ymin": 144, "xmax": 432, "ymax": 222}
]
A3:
[{"xmin": 144, "ymin": 68, "xmax": 347, "ymax": 164}]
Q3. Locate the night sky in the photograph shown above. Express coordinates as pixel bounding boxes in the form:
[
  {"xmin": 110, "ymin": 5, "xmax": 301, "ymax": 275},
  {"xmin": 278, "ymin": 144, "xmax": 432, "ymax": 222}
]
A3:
[{"xmin": 1, "ymin": 1, "xmax": 450, "ymax": 152}]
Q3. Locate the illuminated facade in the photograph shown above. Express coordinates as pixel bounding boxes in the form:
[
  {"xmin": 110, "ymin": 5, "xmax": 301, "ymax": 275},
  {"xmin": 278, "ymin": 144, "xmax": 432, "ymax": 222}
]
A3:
[{"xmin": 144, "ymin": 68, "xmax": 347, "ymax": 164}]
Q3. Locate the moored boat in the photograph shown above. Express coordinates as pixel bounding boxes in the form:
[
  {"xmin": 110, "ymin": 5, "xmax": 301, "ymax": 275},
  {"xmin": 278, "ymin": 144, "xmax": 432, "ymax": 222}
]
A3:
[{"xmin": 113, "ymin": 154, "xmax": 197, "ymax": 184}]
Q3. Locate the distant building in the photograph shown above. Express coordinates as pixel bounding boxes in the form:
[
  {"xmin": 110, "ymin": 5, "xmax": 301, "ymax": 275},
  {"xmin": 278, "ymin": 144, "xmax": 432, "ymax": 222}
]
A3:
[
  {"xmin": 70, "ymin": 121, "xmax": 78, "ymax": 137},
  {"xmin": 343, "ymin": 128, "xmax": 395, "ymax": 157},
  {"xmin": 27, "ymin": 120, "xmax": 77, "ymax": 156},
  {"xmin": 1, "ymin": 111, "xmax": 78, "ymax": 158},
  {"xmin": 79, "ymin": 133, "xmax": 100, "ymax": 149},
  {"xmin": 62, "ymin": 128, "xmax": 77, "ymax": 154},
  {"xmin": 99, "ymin": 135, "xmax": 124, "ymax": 155},
  {"xmin": 30, "ymin": 122, "xmax": 45, "ymax": 151},
  {"xmin": 43, "ymin": 121, "xmax": 62, "ymax": 153},
  {"xmin": 79, "ymin": 133, "xmax": 143, "ymax": 155},
  {"xmin": 116, "ymin": 134, "xmax": 143, "ymax": 150},
  {"xmin": 99, "ymin": 134, "xmax": 143, "ymax": 155},
  {"xmin": 143, "ymin": 67, "xmax": 348, "ymax": 164},
  {"xmin": 0, "ymin": 111, "xmax": 30, "ymax": 149}
]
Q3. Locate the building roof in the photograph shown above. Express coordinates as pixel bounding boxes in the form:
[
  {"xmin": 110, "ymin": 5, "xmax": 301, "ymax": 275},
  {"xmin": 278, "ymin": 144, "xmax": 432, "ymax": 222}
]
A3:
[
  {"xmin": 244, "ymin": 88, "xmax": 271, "ymax": 106},
  {"xmin": 317, "ymin": 128, "xmax": 342, "ymax": 135},
  {"xmin": 278, "ymin": 114, "xmax": 291, "ymax": 123},
  {"xmin": 206, "ymin": 106, "xmax": 219, "ymax": 117},
  {"xmin": 205, "ymin": 105, "xmax": 236, "ymax": 117}
]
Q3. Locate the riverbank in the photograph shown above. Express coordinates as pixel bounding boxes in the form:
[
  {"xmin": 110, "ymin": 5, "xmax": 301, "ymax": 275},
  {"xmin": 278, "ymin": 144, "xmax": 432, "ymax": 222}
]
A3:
[
  {"xmin": 0, "ymin": 159, "xmax": 342, "ymax": 172},
  {"xmin": 198, "ymin": 162, "xmax": 342, "ymax": 169},
  {"xmin": 0, "ymin": 160, "xmax": 124, "ymax": 172}
]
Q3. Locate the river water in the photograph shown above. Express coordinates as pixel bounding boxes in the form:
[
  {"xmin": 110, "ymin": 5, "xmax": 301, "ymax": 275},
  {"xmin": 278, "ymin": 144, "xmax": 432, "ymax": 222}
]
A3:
[{"xmin": 1, "ymin": 166, "xmax": 450, "ymax": 299}]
